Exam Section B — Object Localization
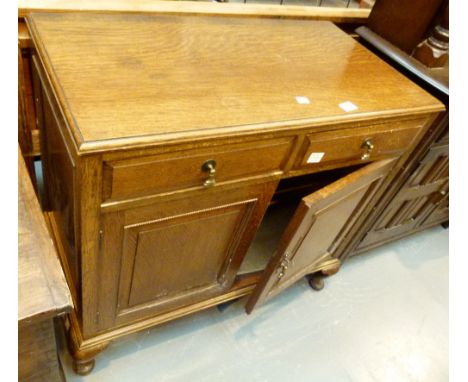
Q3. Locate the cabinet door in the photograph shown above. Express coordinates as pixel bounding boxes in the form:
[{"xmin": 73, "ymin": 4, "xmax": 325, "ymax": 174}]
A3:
[
  {"xmin": 95, "ymin": 180, "xmax": 276, "ymax": 332},
  {"xmin": 356, "ymin": 141, "xmax": 448, "ymax": 252},
  {"xmin": 246, "ymin": 159, "xmax": 395, "ymax": 313}
]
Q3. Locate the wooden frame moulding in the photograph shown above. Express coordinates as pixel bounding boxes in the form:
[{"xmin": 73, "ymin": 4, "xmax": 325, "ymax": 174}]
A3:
[{"xmin": 19, "ymin": 0, "xmax": 371, "ymax": 23}]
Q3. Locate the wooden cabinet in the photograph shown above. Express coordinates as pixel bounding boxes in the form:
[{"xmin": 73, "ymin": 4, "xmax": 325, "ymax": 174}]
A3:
[
  {"xmin": 26, "ymin": 12, "xmax": 443, "ymax": 375},
  {"xmin": 354, "ymin": 7, "xmax": 449, "ymax": 255},
  {"xmin": 354, "ymin": 118, "xmax": 449, "ymax": 253},
  {"xmin": 96, "ymin": 181, "xmax": 277, "ymax": 332}
]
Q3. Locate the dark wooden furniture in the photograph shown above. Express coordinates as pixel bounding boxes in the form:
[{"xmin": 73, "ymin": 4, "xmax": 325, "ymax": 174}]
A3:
[
  {"xmin": 352, "ymin": 5, "xmax": 448, "ymax": 254},
  {"xmin": 412, "ymin": 4, "xmax": 449, "ymax": 68},
  {"xmin": 19, "ymin": 45, "xmax": 38, "ymax": 184},
  {"xmin": 367, "ymin": 0, "xmax": 447, "ymax": 54},
  {"xmin": 26, "ymin": 12, "xmax": 443, "ymax": 374},
  {"xmin": 19, "ymin": 149, "xmax": 73, "ymax": 382}
]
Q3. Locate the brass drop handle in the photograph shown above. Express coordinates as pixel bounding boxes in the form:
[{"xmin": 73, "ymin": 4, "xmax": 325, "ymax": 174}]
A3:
[
  {"xmin": 361, "ymin": 138, "xmax": 375, "ymax": 160},
  {"xmin": 201, "ymin": 159, "xmax": 217, "ymax": 188}
]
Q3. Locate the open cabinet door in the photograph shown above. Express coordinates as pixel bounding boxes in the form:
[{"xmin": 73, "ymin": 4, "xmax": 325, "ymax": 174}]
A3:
[{"xmin": 245, "ymin": 159, "xmax": 396, "ymax": 313}]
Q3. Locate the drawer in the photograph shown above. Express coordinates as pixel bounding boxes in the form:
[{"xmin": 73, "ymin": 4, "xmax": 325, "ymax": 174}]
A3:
[
  {"xmin": 103, "ymin": 137, "xmax": 294, "ymax": 201},
  {"xmin": 294, "ymin": 119, "xmax": 425, "ymax": 170}
]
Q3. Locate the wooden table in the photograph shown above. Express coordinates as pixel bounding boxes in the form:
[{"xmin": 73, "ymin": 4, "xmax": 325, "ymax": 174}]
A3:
[
  {"xmin": 26, "ymin": 12, "xmax": 443, "ymax": 374},
  {"xmin": 19, "ymin": 149, "xmax": 73, "ymax": 382}
]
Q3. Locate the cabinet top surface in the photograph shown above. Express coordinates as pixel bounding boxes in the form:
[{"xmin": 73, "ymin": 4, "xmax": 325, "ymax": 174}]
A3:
[{"xmin": 28, "ymin": 13, "xmax": 443, "ymax": 152}]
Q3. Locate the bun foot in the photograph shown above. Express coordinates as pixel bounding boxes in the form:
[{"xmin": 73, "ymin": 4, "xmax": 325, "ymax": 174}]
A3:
[
  {"xmin": 67, "ymin": 314, "xmax": 109, "ymax": 376},
  {"xmin": 73, "ymin": 358, "xmax": 95, "ymax": 376},
  {"xmin": 308, "ymin": 275, "xmax": 325, "ymax": 291},
  {"xmin": 306, "ymin": 259, "xmax": 341, "ymax": 291}
]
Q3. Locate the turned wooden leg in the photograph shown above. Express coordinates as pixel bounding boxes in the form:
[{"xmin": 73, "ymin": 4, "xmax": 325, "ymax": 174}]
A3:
[
  {"xmin": 308, "ymin": 274, "xmax": 325, "ymax": 291},
  {"xmin": 66, "ymin": 315, "xmax": 109, "ymax": 376},
  {"xmin": 412, "ymin": 4, "xmax": 449, "ymax": 68},
  {"xmin": 73, "ymin": 358, "xmax": 96, "ymax": 376},
  {"xmin": 68, "ymin": 339, "xmax": 109, "ymax": 376},
  {"xmin": 441, "ymin": 221, "xmax": 449, "ymax": 229},
  {"xmin": 307, "ymin": 259, "xmax": 341, "ymax": 291}
]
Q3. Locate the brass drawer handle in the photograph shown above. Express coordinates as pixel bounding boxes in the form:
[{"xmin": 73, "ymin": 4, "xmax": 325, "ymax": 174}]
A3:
[
  {"xmin": 361, "ymin": 138, "xmax": 375, "ymax": 160},
  {"xmin": 201, "ymin": 159, "xmax": 217, "ymax": 187}
]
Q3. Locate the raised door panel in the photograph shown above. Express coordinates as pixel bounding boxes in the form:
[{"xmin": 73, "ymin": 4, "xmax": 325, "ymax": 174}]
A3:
[
  {"xmin": 121, "ymin": 201, "xmax": 252, "ymax": 309},
  {"xmin": 246, "ymin": 159, "xmax": 395, "ymax": 313},
  {"xmin": 96, "ymin": 181, "xmax": 277, "ymax": 333},
  {"xmin": 419, "ymin": 183, "xmax": 449, "ymax": 228},
  {"xmin": 356, "ymin": 142, "xmax": 448, "ymax": 251}
]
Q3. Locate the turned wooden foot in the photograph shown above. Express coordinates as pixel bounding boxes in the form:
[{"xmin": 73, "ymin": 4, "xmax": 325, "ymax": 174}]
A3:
[
  {"xmin": 68, "ymin": 338, "xmax": 109, "ymax": 376},
  {"xmin": 306, "ymin": 259, "xmax": 341, "ymax": 291},
  {"xmin": 73, "ymin": 358, "xmax": 95, "ymax": 376},
  {"xmin": 308, "ymin": 274, "xmax": 325, "ymax": 291},
  {"xmin": 66, "ymin": 314, "xmax": 109, "ymax": 376}
]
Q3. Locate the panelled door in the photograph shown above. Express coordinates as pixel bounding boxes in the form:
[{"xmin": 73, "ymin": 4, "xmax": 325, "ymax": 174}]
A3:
[
  {"xmin": 245, "ymin": 159, "xmax": 395, "ymax": 313},
  {"xmin": 94, "ymin": 180, "xmax": 277, "ymax": 334},
  {"xmin": 356, "ymin": 139, "xmax": 449, "ymax": 252}
]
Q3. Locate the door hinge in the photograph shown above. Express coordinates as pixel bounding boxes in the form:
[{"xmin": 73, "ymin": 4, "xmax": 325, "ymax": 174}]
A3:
[
  {"xmin": 98, "ymin": 229, "xmax": 103, "ymax": 254},
  {"xmin": 277, "ymin": 252, "xmax": 292, "ymax": 279}
]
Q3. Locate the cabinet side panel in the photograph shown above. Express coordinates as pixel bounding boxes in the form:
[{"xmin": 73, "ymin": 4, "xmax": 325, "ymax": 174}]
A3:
[{"xmin": 41, "ymin": 82, "xmax": 79, "ymax": 297}]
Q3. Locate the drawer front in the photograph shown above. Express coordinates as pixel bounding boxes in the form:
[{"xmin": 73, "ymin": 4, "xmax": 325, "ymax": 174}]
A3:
[
  {"xmin": 295, "ymin": 119, "xmax": 425, "ymax": 170},
  {"xmin": 103, "ymin": 138, "xmax": 293, "ymax": 201}
]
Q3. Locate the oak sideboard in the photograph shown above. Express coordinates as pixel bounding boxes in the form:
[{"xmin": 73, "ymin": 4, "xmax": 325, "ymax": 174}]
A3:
[{"xmin": 26, "ymin": 12, "xmax": 444, "ymax": 374}]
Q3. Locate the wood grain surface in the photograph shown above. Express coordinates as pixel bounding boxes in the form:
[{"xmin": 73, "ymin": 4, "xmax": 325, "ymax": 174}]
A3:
[
  {"xmin": 18, "ymin": 319, "xmax": 63, "ymax": 382},
  {"xmin": 18, "ymin": 148, "xmax": 72, "ymax": 323},
  {"xmin": 367, "ymin": 0, "xmax": 445, "ymax": 54},
  {"xmin": 26, "ymin": 13, "xmax": 443, "ymax": 153}
]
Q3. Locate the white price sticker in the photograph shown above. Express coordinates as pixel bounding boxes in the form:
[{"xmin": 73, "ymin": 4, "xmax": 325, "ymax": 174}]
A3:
[
  {"xmin": 339, "ymin": 101, "xmax": 358, "ymax": 112},
  {"xmin": 296, "ymin": 96, "xmax": 311, "ymax": 105},
  {"xmin": 307, "ymin": 152, "xmax": 325, "ymax": 163}
]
